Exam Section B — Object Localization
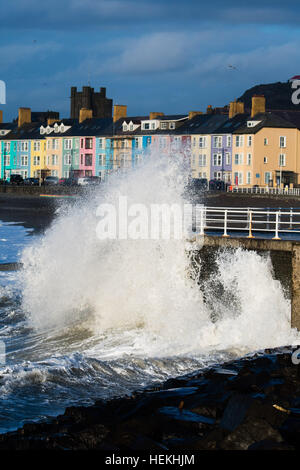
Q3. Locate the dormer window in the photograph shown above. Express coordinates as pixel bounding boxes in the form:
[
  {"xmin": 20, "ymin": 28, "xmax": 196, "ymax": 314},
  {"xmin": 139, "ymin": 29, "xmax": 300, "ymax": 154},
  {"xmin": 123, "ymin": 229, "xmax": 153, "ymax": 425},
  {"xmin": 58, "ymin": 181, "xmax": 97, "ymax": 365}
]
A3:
[
  {"xmin": 60, "ymin": 124, "xmax": 65, "ymax": 133},
  {"xmin": 143, "ymin": 123, "xmax": 150, "ymax": 130},
  {"xmin": 247, "ymin": 120, "xmax": 261, "ymax": 127},
  {"xmin": 40, "ymin": 126, "xmax": 45, "ymax": 135},
  {"xmin": 122, "ymin": 122, "xmax": 128, "ymax": 132},
  {"xmin": 129, "ymin": 123, "xmax": 133, "ymax": 131},
  {"xmin": 161, "ymin": 122, "xmax": 167, "ymax": 129},
  {"xmin": 54, "ymin": 124, "xmax": 59, "ymax": 133},
  {"xmin": 169, "ymin": 122, "xmax": 175, "ymax": 129},
  {"xmin": 46, "ymin": 126, "xmax": 51, "ymax": 134}
]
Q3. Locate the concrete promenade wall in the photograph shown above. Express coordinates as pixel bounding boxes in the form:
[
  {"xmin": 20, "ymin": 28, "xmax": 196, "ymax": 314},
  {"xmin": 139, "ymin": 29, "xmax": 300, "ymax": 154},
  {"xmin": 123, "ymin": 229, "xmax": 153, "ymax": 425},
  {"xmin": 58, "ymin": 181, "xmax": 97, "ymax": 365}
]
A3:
[
  {"xmin": 0, "ymin": 185, "xmax": 82, "ymax": 196},
  {"xmin": 192, "ymin": 235, "xmax": 300, "ymax": 330}
]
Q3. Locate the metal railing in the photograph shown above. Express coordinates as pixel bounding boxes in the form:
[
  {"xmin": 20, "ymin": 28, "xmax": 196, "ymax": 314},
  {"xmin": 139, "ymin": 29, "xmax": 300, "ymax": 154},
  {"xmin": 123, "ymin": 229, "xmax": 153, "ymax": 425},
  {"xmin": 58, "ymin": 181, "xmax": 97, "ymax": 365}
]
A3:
[
  {"xmin": 193, "ymin": 206, "xmax": 300, "ymax": 240},
  {"xmin": 228, "ymin": 186, "xmax": 300, "ymax": 196}
]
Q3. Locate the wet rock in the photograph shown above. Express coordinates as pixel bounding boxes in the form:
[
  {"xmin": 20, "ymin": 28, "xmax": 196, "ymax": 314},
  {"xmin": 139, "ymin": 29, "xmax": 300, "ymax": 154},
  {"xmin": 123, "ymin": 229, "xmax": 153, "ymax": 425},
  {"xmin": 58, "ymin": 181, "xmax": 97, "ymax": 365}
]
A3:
[
  {"xmin": 220, "ymin": 394, "xmax": 253, "ymax": 431},
  {"xmin": 219, "ymin": 417, "xmax": 283, "ymax": 450}
]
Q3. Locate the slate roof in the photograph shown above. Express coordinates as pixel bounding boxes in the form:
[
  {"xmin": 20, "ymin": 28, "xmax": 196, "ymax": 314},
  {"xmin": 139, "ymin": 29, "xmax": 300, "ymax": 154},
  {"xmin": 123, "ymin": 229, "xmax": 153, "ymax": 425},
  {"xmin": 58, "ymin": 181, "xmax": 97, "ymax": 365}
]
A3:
[
  {"xmin": 176, "ymin": 114, "xmax": 228, "ymax": 135},
  {"xmin": 0, "ymin": 122, "xmax": 44, "ymax": 140},
  {"xmin": 233, "ymin": 112, "xmax": 297, "ymax": 134}
]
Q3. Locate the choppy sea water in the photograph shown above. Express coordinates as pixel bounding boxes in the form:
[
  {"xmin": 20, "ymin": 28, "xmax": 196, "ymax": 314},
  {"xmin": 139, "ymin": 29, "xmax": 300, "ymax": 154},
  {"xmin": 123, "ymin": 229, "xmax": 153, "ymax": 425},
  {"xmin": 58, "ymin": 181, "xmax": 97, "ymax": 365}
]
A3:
[{"xmin": 1, "ymin": 152, "xmax": 300, "ymax": 433}]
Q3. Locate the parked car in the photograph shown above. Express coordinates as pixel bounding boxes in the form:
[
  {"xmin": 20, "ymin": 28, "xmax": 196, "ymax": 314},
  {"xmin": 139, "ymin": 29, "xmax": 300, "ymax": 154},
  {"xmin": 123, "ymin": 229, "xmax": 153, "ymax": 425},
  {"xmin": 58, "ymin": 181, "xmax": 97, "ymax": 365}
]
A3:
[
  {"xmin": 24, "ymin": 177, "xmax": 39, "ymax": 186},
  {"xmin": 10, "ymin": 174, "xmax": 24, "ymax": 185},
  {"xmin": 85, "ymin": 176, "xmax": 101, "ymax": 185},
  {"xmin": 59, "ymin": 177, "xmax": 79, "ymax": 186},
  {"xmin": 77, "ymin": 177, "xmax": 91, "ymax": 186},
  {"xmin": 44, "ymin": 176, "xmax": 59, "ymax": 185}
]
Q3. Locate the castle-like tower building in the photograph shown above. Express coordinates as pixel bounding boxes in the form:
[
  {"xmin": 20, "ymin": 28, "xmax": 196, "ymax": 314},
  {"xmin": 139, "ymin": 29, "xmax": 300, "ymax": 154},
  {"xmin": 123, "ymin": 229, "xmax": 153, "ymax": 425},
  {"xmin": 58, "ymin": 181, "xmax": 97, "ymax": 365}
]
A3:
[{"xmin": 70, "ymin": 86, "xmax": 113, "ymax": 119}]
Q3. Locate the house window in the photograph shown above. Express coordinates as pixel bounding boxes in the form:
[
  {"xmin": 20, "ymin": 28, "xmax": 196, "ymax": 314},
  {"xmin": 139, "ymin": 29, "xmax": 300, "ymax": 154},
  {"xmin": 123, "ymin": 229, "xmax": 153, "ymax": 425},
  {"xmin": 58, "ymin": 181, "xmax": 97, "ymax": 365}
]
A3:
[
  {"xmin": 3, "ymin": 155, "xmax": 10, "ymax": 166},
  {"xmin": 21, "ymin": 155, "xmax": 28, "ymax": 166},
  {"xmin": 265, "ymin": 172, "xmax": 272, "ymax": 184},
  {"xmin": 213, "ymin": 136, "xmax": 222, "ymax": 148},
  {"xmin": 99, "ymin": 154, "xmax": 105, "ymax": 166},
  {"xmin": 85, "ymin": 154, "xmax": 93, "ymax": 166},
  {"xmin": 80, "ymin": 154, "xmax": 84, "ymax": 165},
  {"xmin": 64, "ymin": 139, "xmax": 72, "ymax": 150},
  {"xmin": 199, "ymin": 154, "xmax": 207, "ymax": 167},
  {"xmin": 247, "ymin": 153, "xmax": 252, "ymax": 165},
  {"xmin": 52, "ymin": 139, "xmax": 58, "ymax": 150},
  {"xmin": 213, "ymin": 153, "xmax": 222, "ymax": 166},
  {"xmin": 33, "ymin": 156, "xmax": 40, "ymax": 166},
  {"xmin": 264, "ymin": 138, "xmax": 268, "ymax": 146},
  {"xmin": 234, "ymin": 153, "xmax": 243, "ymax": 165},
  {"xmin": 279, "ymin": 154, "xmax": 286, "ymax": 166},
  {"xmin": 65, "ymin": 154, "xmax": 71, "ymax": 165},
  {"xmin": 225, "ymin": 153, "xmax": 230, "ymax": 165},
  {"xmin": 51, "ymin": 154, "xmax": 58, "ymax": 165},
  {"xmin": 21, "ymin": 142, "xmax": 28, "ymax": 152},
  {"xmin": 134, "ymin": 138, "xmax": 140, "ymax": 149},
  {"xmin": 85, "ymin": 138, "xmax": 93, "ymax": 149},
  {"xmin": 247, "ymin": 171, "xmax": 251, "ymax": 185},
  {"xmin": 280, "ymin": 136, "xmax": 286, "ymax": 148},
  {"xmin": 226, "ymin": 136, "xmax": 232, "ymax": 147},
  {"xmin": 98, "ymin": 138, "xmax": 104, "ymax": 149},
  {"xmin": 264, "ymin": 157, "xmax": 268, "ymax": 164},
  {"xmin": 235, "ymin": 135, "xmax": 244, "ymax": 147},
  {"xmin": 199, "ymin": 137, "xmax": 206, "ymax": 148},
  {"xmin": 247, "ymin": 136, "xmax": 252, "ymax": 147}
]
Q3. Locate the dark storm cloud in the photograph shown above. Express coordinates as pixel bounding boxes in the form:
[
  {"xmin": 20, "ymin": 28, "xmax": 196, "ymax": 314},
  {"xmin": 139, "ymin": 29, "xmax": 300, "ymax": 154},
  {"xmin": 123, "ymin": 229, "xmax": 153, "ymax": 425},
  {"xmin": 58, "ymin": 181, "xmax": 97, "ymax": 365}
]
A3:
[{"xmin": 0, "ymin": 0, "xmax": 300, "ymax": 30}]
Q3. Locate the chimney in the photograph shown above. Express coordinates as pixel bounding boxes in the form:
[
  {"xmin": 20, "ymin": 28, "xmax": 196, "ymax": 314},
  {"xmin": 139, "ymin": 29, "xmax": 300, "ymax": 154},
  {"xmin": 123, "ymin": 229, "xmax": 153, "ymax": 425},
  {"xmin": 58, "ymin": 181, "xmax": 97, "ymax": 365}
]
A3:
[
  {"xmin": 229, "ymin": 100, "xmax": 245, "ymax": 118},
  {"xmin": 79, "ymin": 108, "xmax": 93, "ymax": 123},
  {"xmin": 188, "ymin": 111, "xmax": 203, "ymax": 120},
  {"xmin": 18, "ymin": 107, "xmax": 31, "ymax": 127},
  {"xmin": 251, "ymin": 95, "xmax": 266, "ymax": 118},
  {"xmin": 149, "ymin": 112, "xmax": 164, "ymax": 120},
  {"xmin": 206, "ymin": 105, "xmax": 213, "ymax": 114},
  {"xmin": 0, "ymin": 110, "xmax": 3, "ymax": 124},
  {"xmin": 113, "ymin": 105, "xmax": 127, "ymax": 123}
]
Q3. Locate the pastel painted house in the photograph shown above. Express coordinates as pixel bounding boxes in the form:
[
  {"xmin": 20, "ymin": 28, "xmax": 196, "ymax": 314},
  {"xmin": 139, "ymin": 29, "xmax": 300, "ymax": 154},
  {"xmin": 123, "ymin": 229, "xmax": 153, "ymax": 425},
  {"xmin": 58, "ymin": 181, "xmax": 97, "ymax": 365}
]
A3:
[{"xmin": 95, "ymin": 136, "xmax": 113, "ymax": 179}]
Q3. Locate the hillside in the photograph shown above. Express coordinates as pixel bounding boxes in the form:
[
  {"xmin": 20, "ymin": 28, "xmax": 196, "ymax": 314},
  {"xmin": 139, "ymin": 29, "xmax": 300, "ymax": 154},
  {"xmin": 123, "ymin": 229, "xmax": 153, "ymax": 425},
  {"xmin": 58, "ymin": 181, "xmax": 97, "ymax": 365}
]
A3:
[{"xmin": 238, "ymin": 81, "xmax": 299, "ymax": 111}]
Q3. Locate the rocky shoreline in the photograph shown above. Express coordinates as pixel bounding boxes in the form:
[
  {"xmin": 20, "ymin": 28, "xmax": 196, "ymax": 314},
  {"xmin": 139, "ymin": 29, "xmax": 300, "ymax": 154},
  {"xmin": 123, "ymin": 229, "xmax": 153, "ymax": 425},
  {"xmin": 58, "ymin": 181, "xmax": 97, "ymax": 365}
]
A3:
[{"xmin": 1, "ymin": 347, "xmax": 300, "ymax": 451}]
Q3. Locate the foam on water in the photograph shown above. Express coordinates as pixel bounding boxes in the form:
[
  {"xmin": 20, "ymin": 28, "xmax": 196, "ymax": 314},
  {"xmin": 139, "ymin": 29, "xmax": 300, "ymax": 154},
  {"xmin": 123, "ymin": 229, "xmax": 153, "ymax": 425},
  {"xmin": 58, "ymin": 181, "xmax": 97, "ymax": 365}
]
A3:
[{"xmin": 19, "ymin": 147, "xmax": 300, "ymax": 359}]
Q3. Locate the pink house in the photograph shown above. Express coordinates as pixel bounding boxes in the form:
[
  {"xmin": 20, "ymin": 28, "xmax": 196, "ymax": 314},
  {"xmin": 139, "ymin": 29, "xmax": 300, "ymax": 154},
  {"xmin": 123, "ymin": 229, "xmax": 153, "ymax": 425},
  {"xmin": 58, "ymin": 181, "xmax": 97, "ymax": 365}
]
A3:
[{"xmin": 79, "ymin": 136, "xmax": 96, "ymax": 176}]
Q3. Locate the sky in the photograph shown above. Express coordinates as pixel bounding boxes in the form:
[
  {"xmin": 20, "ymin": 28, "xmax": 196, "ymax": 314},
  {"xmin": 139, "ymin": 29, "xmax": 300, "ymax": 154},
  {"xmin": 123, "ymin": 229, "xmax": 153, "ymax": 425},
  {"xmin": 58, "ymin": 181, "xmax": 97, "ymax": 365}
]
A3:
[{"xmin": 0, "ymin": 0, "xmax": 300, "ymax": 121}]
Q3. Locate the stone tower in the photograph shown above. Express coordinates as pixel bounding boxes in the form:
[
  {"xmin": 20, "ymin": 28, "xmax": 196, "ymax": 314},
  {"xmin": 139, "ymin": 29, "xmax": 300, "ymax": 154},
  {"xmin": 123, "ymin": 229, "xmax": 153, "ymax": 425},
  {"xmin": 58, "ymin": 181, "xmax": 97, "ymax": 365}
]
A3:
[{"xmin": 70, "ymin": 86, "xmax": 113, "ymax": 119}]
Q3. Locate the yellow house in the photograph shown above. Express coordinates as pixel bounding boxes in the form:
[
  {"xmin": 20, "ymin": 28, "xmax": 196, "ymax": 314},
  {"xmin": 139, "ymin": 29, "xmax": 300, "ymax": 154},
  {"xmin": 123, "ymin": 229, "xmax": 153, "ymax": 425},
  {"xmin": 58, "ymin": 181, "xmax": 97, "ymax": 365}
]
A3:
[
  {"xmin": 233, "ymin": 111, "xmax": 300, "ymax": 188},
  {"xmin": 30, "ymin": 138, "xmax": 46, "ymax": 179},
  {"xmin": 190, "ymin": 134, "xmax": 211, "ymax": 180}
]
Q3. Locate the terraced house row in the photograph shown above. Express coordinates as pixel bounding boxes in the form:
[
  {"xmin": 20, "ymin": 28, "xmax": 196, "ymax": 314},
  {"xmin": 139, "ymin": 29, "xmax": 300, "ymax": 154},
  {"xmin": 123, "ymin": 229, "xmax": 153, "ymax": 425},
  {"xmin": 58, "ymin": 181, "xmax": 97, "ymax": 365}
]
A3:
[{"xmin": 2, "ymin": 95, "xmax": 300, "ymax": 188}]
